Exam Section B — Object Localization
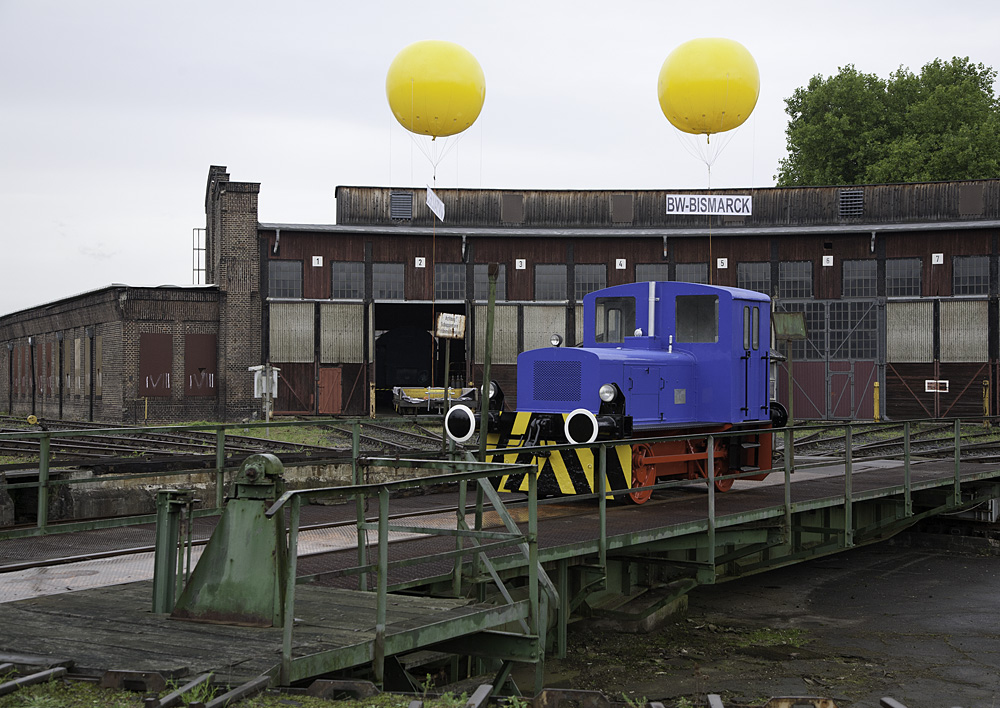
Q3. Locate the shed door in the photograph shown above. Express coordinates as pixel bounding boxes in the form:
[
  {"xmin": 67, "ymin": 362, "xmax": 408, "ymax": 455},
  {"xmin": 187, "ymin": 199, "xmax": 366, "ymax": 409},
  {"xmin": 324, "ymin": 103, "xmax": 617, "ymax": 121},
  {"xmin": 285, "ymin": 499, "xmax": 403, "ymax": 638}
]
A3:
[{"xmin": 318, "ymin": 367, "xmax": 342, "ymax": 415}]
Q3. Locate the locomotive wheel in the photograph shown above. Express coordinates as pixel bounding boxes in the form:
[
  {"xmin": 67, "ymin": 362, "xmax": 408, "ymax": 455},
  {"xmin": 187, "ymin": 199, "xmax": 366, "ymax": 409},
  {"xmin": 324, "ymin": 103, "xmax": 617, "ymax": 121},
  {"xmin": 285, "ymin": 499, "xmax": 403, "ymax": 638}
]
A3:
[
  {"xmin": 629, "ymin": 444, "xmax": 656, "ymax": 504},
  {"xmin": 688, "ymin": 439, "xmax": 733, "ymax": 492}
]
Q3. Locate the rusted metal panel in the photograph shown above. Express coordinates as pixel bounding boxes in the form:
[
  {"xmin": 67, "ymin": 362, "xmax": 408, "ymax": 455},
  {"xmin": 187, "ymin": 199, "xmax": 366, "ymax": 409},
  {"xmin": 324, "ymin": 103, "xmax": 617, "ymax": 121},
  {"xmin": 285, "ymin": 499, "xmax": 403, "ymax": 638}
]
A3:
[
  {"xmin": 269, "ymin": 302, "xmax": 314, "ymax": 363},
  {"xmin": 139, "ymin": 333, "xmax": 172, "ymax": 397},
  {"xmin": 320, "ymin": 303, "xmax": 364, "ymax": 363},
  {"xmin": 830, "ymin": 360, "xmax": 877, "ymax": 419},
  {"xmin": 886, "ymin": 301, "xmax": 933, "ymax": 363},
  {"xmin": 523, "ymin": 305, "xmax": 567, "ymax": 352},
  {"xmin": 272, "ymin": 361, "xmax": 315, "ymax": 414},
  {"xmin": 184, "ymin": 334, "xmax": 217, "ymax": 396},
  {"xmin": 775, "ymin": 361, "xmax": 826, "ymax": 420},
  {"xmin": 887, "ymin": 362, "xmax": 990, "ymax": 419},
  {"xmin": 474, "ymin": 304, "xmax": 519, "ymax": 364},
  {"xmin": 940, "ymin": 300, "xmax": 988, "ymax": 363}
]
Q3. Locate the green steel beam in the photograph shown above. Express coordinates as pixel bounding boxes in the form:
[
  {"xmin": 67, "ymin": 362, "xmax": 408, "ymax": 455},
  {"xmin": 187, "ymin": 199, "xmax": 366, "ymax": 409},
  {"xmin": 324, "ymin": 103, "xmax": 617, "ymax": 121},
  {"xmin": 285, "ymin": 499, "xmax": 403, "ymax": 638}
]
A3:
[{"xmin": 429, "ymin": 631, "xmax": 540, "ymax": 663}]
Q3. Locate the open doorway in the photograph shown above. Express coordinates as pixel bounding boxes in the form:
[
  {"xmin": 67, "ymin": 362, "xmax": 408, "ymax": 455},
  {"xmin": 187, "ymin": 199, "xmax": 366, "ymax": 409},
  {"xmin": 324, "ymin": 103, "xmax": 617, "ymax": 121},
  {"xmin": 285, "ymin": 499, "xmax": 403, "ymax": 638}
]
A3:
[{"xmin": 373, "ymin": 303, "xmax": 466, "ymax": 412}]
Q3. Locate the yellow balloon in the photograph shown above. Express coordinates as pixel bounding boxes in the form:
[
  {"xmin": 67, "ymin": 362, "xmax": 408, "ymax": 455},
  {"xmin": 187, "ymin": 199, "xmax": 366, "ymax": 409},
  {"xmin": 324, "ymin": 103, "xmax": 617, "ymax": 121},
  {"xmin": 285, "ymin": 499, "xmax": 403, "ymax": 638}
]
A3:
[
  {"xmin": 657, "ymin": 38, "xmax": 759, "ymax": 137},
  {"xmin": 386, "ymin": 40, "xmax": 486, "ymax": 139}
]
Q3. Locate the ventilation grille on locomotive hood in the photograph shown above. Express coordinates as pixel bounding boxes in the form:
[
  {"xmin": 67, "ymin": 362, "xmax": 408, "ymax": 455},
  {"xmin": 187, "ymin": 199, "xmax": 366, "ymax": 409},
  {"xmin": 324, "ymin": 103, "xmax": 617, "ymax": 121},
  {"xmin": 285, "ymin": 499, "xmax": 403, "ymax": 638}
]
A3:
[{"xmin": 532, "ymin": 360, "xmax": 582, "ymax": 403}]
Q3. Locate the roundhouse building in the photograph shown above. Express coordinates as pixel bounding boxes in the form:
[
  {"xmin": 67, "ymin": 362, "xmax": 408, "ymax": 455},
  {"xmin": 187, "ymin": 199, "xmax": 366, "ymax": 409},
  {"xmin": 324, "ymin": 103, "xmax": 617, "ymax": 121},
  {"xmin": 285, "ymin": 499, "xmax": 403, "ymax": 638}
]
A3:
[{"xmin": 1, "ymin": 165, "xmax": 998, "ymax": 423}]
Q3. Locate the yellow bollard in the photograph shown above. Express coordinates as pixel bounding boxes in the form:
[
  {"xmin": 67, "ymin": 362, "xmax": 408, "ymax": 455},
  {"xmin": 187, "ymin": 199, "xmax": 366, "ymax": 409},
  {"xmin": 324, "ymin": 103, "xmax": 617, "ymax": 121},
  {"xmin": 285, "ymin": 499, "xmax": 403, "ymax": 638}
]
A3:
[{"xmin": 873, "ymin": 381, "xmax": 880, "ymax": 422}]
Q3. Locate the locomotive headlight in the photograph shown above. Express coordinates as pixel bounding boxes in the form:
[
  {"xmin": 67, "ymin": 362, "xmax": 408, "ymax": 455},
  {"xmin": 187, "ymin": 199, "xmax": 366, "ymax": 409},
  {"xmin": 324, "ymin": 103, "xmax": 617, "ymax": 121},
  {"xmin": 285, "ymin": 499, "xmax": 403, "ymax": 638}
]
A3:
[
  {"xmin": 550, "ymin": 334, "xmax": 563, "ymax": 347},
  {"xmin": 599, "ymin": 383, "xmax": 618, "ymax": 403},
  {"xmin": 488, "ymin": 380, "xmax": 498, "ymax": 399}
]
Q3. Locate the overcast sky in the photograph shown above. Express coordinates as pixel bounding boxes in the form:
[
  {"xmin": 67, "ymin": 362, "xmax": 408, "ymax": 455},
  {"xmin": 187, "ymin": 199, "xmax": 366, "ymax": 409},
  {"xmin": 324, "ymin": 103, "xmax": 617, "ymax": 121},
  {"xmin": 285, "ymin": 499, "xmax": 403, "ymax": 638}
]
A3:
[{"xmin": 2, "ymin": 0, "xmax": 999, "ymax": 316}]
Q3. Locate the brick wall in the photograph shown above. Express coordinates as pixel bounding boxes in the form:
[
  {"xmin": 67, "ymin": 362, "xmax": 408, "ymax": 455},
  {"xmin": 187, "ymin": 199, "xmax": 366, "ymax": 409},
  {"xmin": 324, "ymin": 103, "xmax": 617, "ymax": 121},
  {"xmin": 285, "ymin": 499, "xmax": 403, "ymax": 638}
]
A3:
[
  {"xmin": 205, "ymin": 166, "xmax": 263, "ymax": 422},
  {"xmin": 0, "ymin": 287, "xmax": 222, "ymax": 424}
]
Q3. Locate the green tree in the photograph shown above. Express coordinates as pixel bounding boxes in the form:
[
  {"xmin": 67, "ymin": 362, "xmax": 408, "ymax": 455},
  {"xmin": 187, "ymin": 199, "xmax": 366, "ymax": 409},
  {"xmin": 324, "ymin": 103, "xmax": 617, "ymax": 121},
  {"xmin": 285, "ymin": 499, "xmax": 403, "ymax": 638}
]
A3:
[{"xmin": 776, "ymin": 57, "xmax": 1000, "ymax": 186}]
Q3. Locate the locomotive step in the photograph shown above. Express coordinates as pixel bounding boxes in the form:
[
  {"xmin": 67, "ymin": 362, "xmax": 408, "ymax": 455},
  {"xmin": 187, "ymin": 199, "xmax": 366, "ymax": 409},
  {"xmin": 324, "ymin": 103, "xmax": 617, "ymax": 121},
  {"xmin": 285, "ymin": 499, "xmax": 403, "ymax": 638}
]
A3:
[
  {"xmin": 739, "ymin": 466, "xmax": 760, "ymax": 472},
  {"xmin": 741, "ymin": 441, "xmax": 761, "ymax": 449}
]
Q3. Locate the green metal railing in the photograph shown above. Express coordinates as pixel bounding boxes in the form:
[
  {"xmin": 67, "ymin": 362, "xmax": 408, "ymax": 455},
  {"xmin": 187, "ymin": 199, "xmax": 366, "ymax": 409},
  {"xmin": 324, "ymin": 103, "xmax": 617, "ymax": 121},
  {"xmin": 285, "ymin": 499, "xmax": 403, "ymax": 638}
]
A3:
[{"xmin": 261, "ymin": 455, "xmax": 554, "ymax": 686}]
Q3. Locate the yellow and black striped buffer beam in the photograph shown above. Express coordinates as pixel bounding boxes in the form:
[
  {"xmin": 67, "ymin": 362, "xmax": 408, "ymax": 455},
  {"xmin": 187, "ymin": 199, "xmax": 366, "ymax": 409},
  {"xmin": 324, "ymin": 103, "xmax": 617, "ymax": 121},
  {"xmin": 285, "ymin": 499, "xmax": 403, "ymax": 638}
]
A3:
[{"xmin": 486, "ymin": 411, "xmax": 632, "ymax": 498}]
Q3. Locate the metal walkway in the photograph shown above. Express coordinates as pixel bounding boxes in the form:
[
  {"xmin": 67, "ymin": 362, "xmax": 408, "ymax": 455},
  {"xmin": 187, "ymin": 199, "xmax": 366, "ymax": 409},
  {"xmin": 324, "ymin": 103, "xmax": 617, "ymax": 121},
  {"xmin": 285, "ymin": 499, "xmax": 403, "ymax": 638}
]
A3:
[{"xmin": 1, "ymin": 424, "xmax": 999, "ymax": 695}]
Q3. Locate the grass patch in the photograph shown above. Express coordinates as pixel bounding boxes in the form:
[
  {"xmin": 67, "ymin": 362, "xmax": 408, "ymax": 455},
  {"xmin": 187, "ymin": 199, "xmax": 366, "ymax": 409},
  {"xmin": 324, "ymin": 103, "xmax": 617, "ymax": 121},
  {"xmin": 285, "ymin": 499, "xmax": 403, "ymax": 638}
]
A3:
[{"xmin": 0, "ymin": 680, "xmax": 478, "ymax": 708}]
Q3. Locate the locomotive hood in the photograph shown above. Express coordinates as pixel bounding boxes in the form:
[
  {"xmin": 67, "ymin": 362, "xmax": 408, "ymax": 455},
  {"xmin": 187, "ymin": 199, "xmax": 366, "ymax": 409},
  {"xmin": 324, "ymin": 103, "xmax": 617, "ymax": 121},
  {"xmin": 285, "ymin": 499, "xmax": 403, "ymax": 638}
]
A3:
[{"xmin": 516, "ymin": 344, "xmax": 698, "ymax": 426}]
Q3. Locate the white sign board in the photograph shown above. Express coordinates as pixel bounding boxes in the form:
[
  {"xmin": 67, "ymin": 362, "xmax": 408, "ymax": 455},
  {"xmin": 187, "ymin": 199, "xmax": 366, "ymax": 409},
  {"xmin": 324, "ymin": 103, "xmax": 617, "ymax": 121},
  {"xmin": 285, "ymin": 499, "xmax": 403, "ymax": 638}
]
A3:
[
  {"xmin": 426, "ymin": 186, "xmax": 445, "ymax": 221},
  {"xmin": 436, "ymin": 312, "xmax": 467, "ymax": 339},
  {"xmin": 250, "ymin": 366, "xmax": 280, "ymax": 398},
  {"xmin": 665, "ymin": 195, "xmax": 752, "ymax": 216}
]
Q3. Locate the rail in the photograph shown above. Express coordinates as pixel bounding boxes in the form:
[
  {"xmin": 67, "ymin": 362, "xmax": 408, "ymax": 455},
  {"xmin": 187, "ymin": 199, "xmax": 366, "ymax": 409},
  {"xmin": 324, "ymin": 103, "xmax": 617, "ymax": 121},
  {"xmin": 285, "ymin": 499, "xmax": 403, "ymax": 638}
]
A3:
[{"xmin": 0, "ymin": 417, "xmax": 440, "ymax": 540}]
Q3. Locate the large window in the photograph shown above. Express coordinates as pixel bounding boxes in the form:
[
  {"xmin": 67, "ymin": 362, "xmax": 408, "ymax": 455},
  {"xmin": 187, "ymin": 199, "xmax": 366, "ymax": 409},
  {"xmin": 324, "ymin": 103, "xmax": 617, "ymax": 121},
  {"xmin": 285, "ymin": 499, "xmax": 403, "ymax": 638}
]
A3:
[
  {"xmin": 829, "ymin": 301, "xmax": 878, "ymax": 359},
  {"xmin": 886, "ymin": 258, "xmax": 922, "ymax": 297},
  {"xmin": 595, "ymin": 296, "xmax": 636, "ymax": 343},
  {"xmin": 737, "ymin": 262, "xmax": 770, "ymax": 295},
  {"xmin": 435, "ymin": 263, "xmax": 466, "ymax": 300},
  {"xmin": 635, "ymin": 263, "xmax": 670, "ymax": 282},
  {"xmin": 842, "ymin": 260, "xmax": 876, "ymax": 298},
  {"xmin": 331, "ymin": 262, "xmax": 364, "ymax": 299},
  {"xmin": 575, "ymin": 264, "xmax": 607, "ymax": 300},
  {"xmin": 535, "ymin": 264, "xmax": 567, "ymax": 301},
  {"xmin": 269, "ymin": 260, "xmax": 303, "ymax": 299},
  {"xmin": 778, "ymin": 261, "xmax": 813, "ymax": 299},
  {"xmin": 676, "ymin": 262, "xmax": 708, "ymax": 284},
  {"xmin": 676, "ymin": 295, "xmax": 718, "ymax": 343},
  {"xmin": 373, "ymin": 263, "xmax": 404, "ymax": 300},
  {"xmin": 953, "ymin": 255, "xmax": 989, "ymax": 296},
  {"xmin": 474, "ymin": 264, "xmax": 506, "ymax": 301}
]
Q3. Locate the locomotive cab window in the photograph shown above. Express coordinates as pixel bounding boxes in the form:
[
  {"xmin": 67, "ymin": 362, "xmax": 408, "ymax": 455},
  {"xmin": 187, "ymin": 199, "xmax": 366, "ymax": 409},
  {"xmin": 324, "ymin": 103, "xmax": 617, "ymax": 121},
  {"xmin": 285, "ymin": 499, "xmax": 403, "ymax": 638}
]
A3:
[
  {"xmin": 743, "ymin": 305, "xmax": 760, "ymax": 350},
  {"xmin": 676, "ymin": 295, "xmax": 718, "ymax": 343},
  {"xmin": 594, "ymin": 297, "xmax": 636, "ymax": 343}
]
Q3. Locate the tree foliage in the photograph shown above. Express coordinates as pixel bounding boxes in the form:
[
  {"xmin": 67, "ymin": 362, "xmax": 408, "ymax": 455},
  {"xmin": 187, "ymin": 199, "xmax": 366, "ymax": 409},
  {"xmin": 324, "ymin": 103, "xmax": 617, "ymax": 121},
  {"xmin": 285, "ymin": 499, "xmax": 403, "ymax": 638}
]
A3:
[{"xmin": 775, "ymin": 57, "xmax": 1000, "ymax": 186}]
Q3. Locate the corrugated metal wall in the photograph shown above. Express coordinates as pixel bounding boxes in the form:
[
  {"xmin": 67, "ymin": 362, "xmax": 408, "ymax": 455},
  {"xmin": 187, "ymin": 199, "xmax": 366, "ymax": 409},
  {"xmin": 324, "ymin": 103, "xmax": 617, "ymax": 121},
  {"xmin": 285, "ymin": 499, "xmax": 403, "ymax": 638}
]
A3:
[
  {"xmin": 940, "ymin": 300, "xmax": 988, "ymax": 363},
  {"xmin": 269, "ymin": 302, "xmax": 313, "ymax": 363},
  {"xmin": 320, "ymin": 303, "xmax": 364, "ymax": 363},
  {"xmin": 887, "ymin": 302, "xmax": 934, "ymax": 362},
  {"xmin": 474, "ymin": 304, "xmax": 519, "ymax": 364},
  {"xmin": 523, "ymin": 305, "xmax": 568, "ymax": 352}
]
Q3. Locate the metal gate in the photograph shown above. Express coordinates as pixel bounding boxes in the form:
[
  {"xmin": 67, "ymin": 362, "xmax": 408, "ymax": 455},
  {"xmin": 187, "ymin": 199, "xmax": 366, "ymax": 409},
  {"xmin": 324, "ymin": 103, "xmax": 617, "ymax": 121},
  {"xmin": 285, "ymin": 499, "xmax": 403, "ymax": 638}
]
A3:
[{"xmin": 775, "ymin": 300, "xmax": 879, "ymax": 420}]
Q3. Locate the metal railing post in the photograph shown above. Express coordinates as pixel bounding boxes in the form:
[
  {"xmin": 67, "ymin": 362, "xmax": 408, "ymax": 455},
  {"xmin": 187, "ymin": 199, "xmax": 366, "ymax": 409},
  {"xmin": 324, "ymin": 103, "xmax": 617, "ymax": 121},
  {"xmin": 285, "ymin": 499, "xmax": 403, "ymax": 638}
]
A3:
[
  {"xmin": 904, "ymin": 421, "xmax": 912, "ymax": 517},
  {"xmin": 353, "ymin": 421, "xmax": 367, "ymax": 591},
  {"xmin": 374, "ymin": 486, "xmax": 389, "ymax": 686},
  {"xmin": 844, "ymin": 425, "xmax": 854, "ymax": 548},
  {"xmin": 37, "ymin": 434, "xmax": 50, "ymax": 532},
  {"xmin": 527, "ymin": 466, "xmax": 542, "ymax": 694},
  {"xmin": 954, "ymin": 418, "xmax": 962, "ymax": 503},
  {"xmin": 706, "ymin": 435, "xmax": 716, "ymax": 569},
  {"xmin": 152, "ymin": 489, "xmax": 186, "ymax": 613},
  {"xmin": 214, "ymin": 428, "xmax": 226, "ymax": 509},
  {"xmin": 784, "ymin": 428, "xmax": 793, "ymax": 544},
  {"xmin": 280, "ymin": 495, "xmax": 301, "ymax": 685},
  {"xmin": 598, "ymin": 444, "xmax": 607, "ymax": 569},
  {"xmin": 453, "ymin": 480, "xmax": 467, "ymax": 596}
]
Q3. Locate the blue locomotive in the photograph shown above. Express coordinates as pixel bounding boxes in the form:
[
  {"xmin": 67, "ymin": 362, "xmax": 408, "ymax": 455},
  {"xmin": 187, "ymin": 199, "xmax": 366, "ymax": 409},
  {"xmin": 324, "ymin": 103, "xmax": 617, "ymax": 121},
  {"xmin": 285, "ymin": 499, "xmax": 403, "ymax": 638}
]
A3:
[{"xmin": 445, "ymin": 281, "xmax": 786, "ymax": 503}]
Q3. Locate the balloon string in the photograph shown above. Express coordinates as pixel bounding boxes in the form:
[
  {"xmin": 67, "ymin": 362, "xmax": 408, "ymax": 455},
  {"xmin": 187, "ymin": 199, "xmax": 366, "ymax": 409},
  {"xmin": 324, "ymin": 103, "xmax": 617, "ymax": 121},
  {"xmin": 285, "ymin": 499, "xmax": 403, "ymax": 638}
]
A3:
[{"xmin": 707, "ymin": 162, "xmax": 712, "ymax": 285}]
